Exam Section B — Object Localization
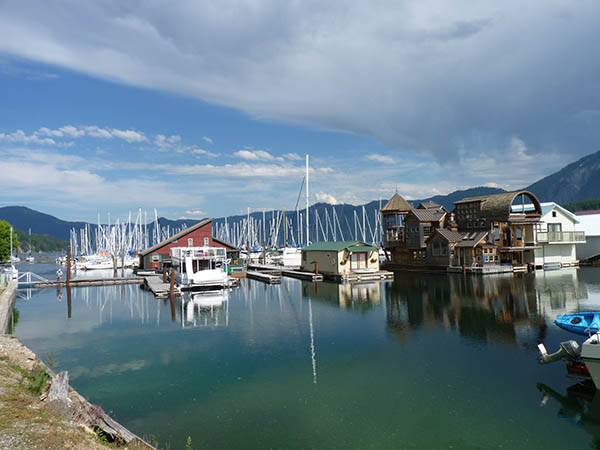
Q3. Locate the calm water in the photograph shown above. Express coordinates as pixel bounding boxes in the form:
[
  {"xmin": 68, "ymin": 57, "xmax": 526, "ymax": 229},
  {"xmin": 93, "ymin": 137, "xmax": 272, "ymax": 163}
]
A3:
[{"xmin": 11, "ymin": 262, "xmax": 600, "ymax": 449}]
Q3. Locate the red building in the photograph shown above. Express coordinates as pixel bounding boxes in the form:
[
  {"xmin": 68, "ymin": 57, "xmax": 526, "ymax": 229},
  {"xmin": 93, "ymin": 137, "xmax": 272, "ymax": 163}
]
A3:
[{"xmin": 139, "ymin": 218, "xmax": 237, "ymax": 270}]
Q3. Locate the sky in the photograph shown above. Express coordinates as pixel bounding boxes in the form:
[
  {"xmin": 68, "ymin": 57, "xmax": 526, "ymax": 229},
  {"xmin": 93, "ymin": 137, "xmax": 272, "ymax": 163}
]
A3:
[{"xmin": 0, "ymin": 1, "xmax": 599, "ymax": 222}]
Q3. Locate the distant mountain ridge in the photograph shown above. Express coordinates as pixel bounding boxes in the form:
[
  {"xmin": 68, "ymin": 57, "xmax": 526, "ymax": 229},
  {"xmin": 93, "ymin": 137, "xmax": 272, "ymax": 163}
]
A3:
[
  {"xmin": 1, "ymin": 150, "xmax": 599, "ymax": 241},
  {"xmin": 524, "ymin": 150, "xmax": 600, "ymax": 203}
]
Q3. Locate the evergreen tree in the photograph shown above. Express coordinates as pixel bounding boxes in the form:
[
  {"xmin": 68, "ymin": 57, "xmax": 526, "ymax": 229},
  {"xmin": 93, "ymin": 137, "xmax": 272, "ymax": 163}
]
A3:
[{"xmin": 0, "ymin": 220, "xmax": 19, "ymax": 263}]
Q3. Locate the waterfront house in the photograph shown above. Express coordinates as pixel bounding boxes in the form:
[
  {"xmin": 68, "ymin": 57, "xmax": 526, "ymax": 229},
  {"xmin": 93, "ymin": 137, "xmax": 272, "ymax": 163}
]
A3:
[
  {"xmin": 139, "ymin": 218, "xmax": 238, "ymax": 270},
  {"xmin": 381, "ymin": 192, "xmax": 413, "ymax": 254},
  {"xmin": 300, "ymin": 241, "xmax": 379, "ymax": 276},
  {"xmin": 575, "ymin": 210, "xmax": 600, "ymax": 262},
  {"xmin": 425, "ymin": 228, "xmax": 464, "ymax": 266},
  {"xmin": 533, "ymin": 202, "xmax": 585, "ymax": 268},
  {"xmin": 453, "ymin": 191, "xmax": 541, "ymax": 267}
]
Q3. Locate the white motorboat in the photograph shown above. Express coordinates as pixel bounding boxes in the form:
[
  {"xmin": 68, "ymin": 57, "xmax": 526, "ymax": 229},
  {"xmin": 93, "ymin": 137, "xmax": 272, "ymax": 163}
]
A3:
[
  {"xmin": 538, "ymin": 333, "xmax": 600, "ymax": 388},
  {"xmin": 171, "ymin": 246, "xmax": 233, "ymax": 290}
]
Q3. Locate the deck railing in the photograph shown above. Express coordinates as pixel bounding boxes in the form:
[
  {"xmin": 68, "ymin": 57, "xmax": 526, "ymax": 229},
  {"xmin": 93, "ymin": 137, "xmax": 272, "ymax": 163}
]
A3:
[{"xmin": 537, "ymin": 231, "xmax": 586, "ymax": 243}]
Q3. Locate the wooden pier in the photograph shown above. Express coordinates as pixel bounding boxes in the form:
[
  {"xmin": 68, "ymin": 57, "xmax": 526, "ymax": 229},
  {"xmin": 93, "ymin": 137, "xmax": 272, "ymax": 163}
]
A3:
[
  {"xmin": 246, "ymin": 271, "xmax": 281, "ymax": 284},
  {"xmin": 328, "ymin": 270, "xmax": 394, "ymax": 282},
  {"xmin": 24, "ymin": 277, "xmax": 143, "ymax": 289},
  {"xmin": 247, "ymin": 263, "xmax": 323, "ymax": 282},
  {"xmin": 144, "ymin": 275, "xmax": 177, "ymax": 298}
]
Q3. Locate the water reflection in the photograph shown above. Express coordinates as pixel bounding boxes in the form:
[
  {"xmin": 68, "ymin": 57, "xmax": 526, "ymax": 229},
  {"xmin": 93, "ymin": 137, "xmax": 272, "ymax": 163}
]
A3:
[
  {"xmin": 538, "ymin": 381, "xmax": 600, "ymax": 449},
  {"xmin": 384, "ymin": 271, "xmax": 592, "ymax": 346},
  {"xmin": 180, "ymin": 290, "xmax": 229, "ymax": 328},
  {"xmin": 302, "ymin": 280, "xmax": 381, "ymax": 311}
]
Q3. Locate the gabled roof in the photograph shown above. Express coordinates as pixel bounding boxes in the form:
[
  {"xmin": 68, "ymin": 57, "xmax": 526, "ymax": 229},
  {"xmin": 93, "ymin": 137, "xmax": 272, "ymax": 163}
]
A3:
[
  {"xmin": 456, "ymin": 231, "xmax": 489, "ymax": 248},
  {"xmin": 213, "ymin": 237, "xmax": 238, "ymax": 251},
  {"xmin": 431, "ymin": 229, "xmax": 464, "ymax": 243},
  {"xmin": 302, "ymin": 241, "xmax": 376, "ymax": 252},
  {"xmin": 381, "ymin": 193, "xmax": 413, "ymax": 212},
  {"xmin": 409, "ymin": 209, "xmax": 446, "ymax": 223},
  {"xmin": 540, "ymin": 202, "xmax": 579, "ymax": 224},
  {"xmin": 140, "ymin": 218, "xmax": 212, "ymax": 256}
]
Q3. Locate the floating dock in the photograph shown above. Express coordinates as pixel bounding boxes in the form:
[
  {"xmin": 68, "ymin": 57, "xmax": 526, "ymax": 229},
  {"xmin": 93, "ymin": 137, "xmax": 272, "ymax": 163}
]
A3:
[
  {"xmin": 327, "ymin": 270, "xmax": 394, "ymax": 282},
  {"xmin": 246, "ymin": 271, "xmax": 281, "ymax": 284},
  {"xmin": 247, "ymin": 264, "xmax": 323, "ymax": 282},
  {"xmin": 22, "ymin": 277, "xmax": 143, "ymax": 289},
  {"xmin": 144, "ymin": 275, "xmax": 178, "ymax": 298}
]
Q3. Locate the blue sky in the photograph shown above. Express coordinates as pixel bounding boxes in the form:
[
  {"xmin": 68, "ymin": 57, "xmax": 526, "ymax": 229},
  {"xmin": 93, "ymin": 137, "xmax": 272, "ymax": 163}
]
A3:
[{"xmin": 1, "ymin": 1, "xmax": 598, "ymax": 222}]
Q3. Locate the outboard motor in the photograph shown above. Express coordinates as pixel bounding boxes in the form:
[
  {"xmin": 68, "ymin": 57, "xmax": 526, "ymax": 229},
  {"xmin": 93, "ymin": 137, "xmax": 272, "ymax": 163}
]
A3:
[{"xmin": 538, "ymin": 341, "xmax": 581, "ymax": 364}]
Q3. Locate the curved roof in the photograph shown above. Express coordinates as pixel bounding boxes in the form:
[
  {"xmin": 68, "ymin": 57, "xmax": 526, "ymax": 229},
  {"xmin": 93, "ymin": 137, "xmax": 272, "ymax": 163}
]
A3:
[
  {"xmin": 382, "ymin": 193, "xmax": 412, "ymax": 213},
  {"xmin": 480, "ymin": 191, "xmax": 541, "ymax": 221}
]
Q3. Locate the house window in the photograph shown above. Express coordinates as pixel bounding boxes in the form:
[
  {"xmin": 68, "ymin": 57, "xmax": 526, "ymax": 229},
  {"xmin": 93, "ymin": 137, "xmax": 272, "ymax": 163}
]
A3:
[
  {"xmin": 494, "ymin": 226, "xmax": 500, "ymax": 241},
  {"xmin": 151, "ymin": 254, "xmax": 160, "ymax": 262},
  {"xmin": 188, "ymin": 238, "xmax": 193, "ymax": 247},
  {"xmin": 548, "ymin": 223, "xmax": 562, "ymax": 233},
  {"xmin": 204, "ymin": 237, "xmax": 209, "ymax": 246},
  {"xmin": 516, "ymin": 227, "xmax": 522, "ymax": 240},
  {"xmin": 552, "ymin": 211, "xmax": 557, "ymax": 218},
  {"xmin": 432, "ymin": 241, "xmax": 440, "ymax": 256}
]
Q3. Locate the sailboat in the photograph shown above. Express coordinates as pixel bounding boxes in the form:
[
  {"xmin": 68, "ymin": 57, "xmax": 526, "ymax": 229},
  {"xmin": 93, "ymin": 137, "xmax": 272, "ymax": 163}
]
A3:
[{"xmin": 26, "ymin": 228, "xmax": 34, "ymax": 262}]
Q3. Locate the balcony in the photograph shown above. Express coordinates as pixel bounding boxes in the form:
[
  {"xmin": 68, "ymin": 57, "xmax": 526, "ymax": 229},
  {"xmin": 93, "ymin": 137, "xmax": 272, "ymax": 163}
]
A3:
[{"xmin": 536, "ymin": 231, "xmax": 586, "ymax": 244}]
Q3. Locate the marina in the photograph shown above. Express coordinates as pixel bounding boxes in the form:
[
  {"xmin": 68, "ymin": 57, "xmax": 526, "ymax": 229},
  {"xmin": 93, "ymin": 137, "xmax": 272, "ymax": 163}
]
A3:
[{"xmin": 4, "ymin": 258, "xmax": 600, "ymax": 449}]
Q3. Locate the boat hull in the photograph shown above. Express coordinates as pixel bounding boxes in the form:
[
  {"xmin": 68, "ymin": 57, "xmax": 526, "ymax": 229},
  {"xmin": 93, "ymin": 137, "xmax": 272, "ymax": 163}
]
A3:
[{"xmin": 555, "ymin": 313, "xmax": 600, "ymax": 336}]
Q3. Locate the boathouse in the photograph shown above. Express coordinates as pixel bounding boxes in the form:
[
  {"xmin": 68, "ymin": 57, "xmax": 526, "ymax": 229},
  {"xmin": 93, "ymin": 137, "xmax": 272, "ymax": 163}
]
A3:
[
  {"xmin": 425, "ymin": 228, "xmax": 464, "ymax": 267},
  {"xmin": 139, "ymin": 218, "xmax": 237, "ymax": 270},
  {"xmin": 300, "ymin": 241, "xmax": 379, "ymax": 276}
]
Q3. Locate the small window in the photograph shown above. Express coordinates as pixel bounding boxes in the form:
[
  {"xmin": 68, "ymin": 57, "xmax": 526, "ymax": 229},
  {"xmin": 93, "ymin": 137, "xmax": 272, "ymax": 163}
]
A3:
[
  {"xmin": 188, "ymin": 238, "xmax": 193, "ymax": 247},
  {"xmin": 552, "ymin": 211, "xmax": 557, "ymax": 218},
  {"xmin": 204, "ymin": 237, "xmax": 209, "ymax": 246}
]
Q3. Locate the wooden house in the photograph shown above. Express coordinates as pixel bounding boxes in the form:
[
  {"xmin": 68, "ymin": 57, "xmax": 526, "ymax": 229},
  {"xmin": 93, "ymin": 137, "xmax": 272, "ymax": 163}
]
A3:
[
  {"xmin": 300, "ymin": 241, "xmax": 379, "ymax": 276},
  {"xmin": 453, "ymin": 191, "xmax": 541, "ymax": 266},
  {"xmin": 425, "ymin": 229, "xmax": 464, "ymax": 266},
  {"xmin": 403, "ymin": 208, "xmax": 447, "ymax": 261},
  {"xmin": 139, "ymin": 218, "xmax": 238, "ymax": 270}
]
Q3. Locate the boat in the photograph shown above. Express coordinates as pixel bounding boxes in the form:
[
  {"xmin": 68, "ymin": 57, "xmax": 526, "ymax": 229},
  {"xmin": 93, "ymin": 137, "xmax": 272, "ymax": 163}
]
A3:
[
  {"xmin": 170, "ymin": 246, "xmax": 233, "ymax": 290},
  {"xmin": 555, "ymin": 312, "xmax": 600, "ymax": 336}
]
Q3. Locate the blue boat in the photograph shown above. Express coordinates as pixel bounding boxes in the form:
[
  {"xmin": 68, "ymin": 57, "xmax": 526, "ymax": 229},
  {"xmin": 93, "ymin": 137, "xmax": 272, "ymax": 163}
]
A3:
[{"xmin": 555, "ymin": 313, "xmax": 600, "ymax": 336}]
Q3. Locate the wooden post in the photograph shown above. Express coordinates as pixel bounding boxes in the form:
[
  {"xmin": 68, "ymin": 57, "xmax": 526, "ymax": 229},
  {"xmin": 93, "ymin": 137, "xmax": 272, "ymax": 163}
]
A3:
[
  {"xmin": 169, "ymin": 268, "xmax": 176, "ymax": 321},
  {"xmin": 67, "ymin": 285, "xmax": 72, "ymax": 319},
  {"xmin": 66, "ymin": 249, "xmax": 71, "ymax": 286},
  {"xmin": 169, "ymin": 268, "xmax": 175, "ymax": 300},
  {"xmin": 314, "ymin": 263, "xmax": 319, "ymax": 274},
  {"xmin": 162, "ymin": 266, "xmax": 167, "ymax": 283}
]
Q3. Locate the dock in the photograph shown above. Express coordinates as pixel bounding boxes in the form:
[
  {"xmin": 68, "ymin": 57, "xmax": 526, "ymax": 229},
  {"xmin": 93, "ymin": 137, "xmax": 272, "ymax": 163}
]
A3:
[
  {"xmin": 21, "ymin": 277, "xmax": 143, "ymax": 289},
  {"xmin": 144, "ymin": 275, "xmax": 177, "ymax": 298},
  {"xmin": 247, "ymin": 264, "xmax": 323, "ymax": 282},
  {"xmin": 327, "ymin": 270, "xmax": 394, "ymax": 282},
  {"xmin": 246, "ymin": 271, "xmax": 281, "ymax": 284}
]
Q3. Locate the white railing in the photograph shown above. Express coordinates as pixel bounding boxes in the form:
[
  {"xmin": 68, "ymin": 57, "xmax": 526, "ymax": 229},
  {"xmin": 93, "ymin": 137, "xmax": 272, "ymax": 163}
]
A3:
[{"xmin": 537, "ymin": 231, "xmax": 586, "ymax": 243}]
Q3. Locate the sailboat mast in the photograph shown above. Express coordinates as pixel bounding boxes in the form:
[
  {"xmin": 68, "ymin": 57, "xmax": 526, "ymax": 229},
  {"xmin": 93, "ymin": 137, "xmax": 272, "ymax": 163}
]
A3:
[{"xmin": 306, "ymin": 154, "xmax": 309, "ymax": 246}]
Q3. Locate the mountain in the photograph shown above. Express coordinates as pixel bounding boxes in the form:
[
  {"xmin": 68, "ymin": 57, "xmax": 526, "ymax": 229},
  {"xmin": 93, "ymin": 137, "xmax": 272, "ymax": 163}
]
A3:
[
  {"xmin": 0, "ymin": 206, "xmax": 89, "ymax": 241},
  {"xmin": 525, "ymin": 150, "xmax": 600, "ymax": 203}
]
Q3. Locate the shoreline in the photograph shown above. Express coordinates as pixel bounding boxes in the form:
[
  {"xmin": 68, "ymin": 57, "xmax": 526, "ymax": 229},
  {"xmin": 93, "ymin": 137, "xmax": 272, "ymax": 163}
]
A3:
[{"xmin": 0, "ymin": 280, "xmax": 154, "ymax": 449}]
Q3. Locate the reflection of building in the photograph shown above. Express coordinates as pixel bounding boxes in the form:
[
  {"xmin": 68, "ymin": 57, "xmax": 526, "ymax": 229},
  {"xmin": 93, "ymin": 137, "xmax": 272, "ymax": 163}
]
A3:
[
  {"xmin": 181, "ymin": 290, "xmax": 229, "ymax": 327},
  {"xmin": 302, "ymin": 280, "xmax": 381, "ymax": 310},
  {"xmin": 534, "ymin": 268, "xmax": 588, "ymax": 319},
  {"xmin": 385, "ymin": 272, "xmax": 548, "ymax": 346}
]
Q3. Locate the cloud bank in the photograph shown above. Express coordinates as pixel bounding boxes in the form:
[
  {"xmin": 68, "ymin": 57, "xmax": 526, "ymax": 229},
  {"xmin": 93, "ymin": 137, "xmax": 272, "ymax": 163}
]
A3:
[{"xmin": 1, "ymin": 1, "xmax": 599, "ymax": 162}]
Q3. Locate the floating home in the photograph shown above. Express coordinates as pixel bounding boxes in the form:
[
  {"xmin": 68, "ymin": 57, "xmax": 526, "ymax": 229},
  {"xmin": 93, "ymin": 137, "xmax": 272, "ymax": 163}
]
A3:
[
  {"xmin": 139, "ymin": 218, "xmax": 238, "ymax": 271},
  {"xmin": 381, "ymin": 190, "xmax": 583, "ymax": 274},
  {"xmin": 300, "ymin": 241, "xmax": 392, "ymax": 281},
  {"xmin": 575, "ymin": 210, "xmax": 600, "ymax": 263}
]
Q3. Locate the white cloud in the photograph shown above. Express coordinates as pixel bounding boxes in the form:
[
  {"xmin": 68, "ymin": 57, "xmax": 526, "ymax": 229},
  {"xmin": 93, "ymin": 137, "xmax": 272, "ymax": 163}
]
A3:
[
  {"xmin": 180, "ymin": 209, "xmax": 206, "ymax": 219},
  {"xmin": 365, "ymin": 154, "xmax": 395, "ymax": 164},
  {"xmin": 1, "ymin": 1, "xmax": 598, "ymax": 163},
  {"xmin": 0, "ymin": 129, "xmax": 57, "ymax": 145},
  {"xmin": 110, "ymin": 128, "xmax": 147, "ymax": 143},
  {"xmin": 233, "ymin": 149, "xmax": 282, "ymax": 161},
  {"xmin": 315, "ymin": 192, "xmax": 339, "ymax": 204},
  {"xmin": 35, "ymin": 126, "xmax": 63, "ymax": 137},
  {"xmin": 202, "ymin": 136, "xmax": 213, "ymax": 144},
  {"xmin": 283, "ymin": 153, "xmax": 302, "ymax": 161},
  {"xmin": 59, "ymin": 125, "xmax": 84, "ymax": 137},
  {"xmin": 82, "ymin": 125, "xmax": 112, "ymax": 139}
]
